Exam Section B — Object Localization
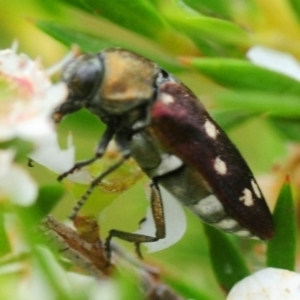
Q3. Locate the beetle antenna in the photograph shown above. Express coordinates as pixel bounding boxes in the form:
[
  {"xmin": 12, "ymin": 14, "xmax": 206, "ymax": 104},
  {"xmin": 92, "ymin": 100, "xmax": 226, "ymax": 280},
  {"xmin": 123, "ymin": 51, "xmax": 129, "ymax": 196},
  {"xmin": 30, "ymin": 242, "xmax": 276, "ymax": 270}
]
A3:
[{"xmin": 70, "ymin": 156, "xmax": 128, "ymax": 219}]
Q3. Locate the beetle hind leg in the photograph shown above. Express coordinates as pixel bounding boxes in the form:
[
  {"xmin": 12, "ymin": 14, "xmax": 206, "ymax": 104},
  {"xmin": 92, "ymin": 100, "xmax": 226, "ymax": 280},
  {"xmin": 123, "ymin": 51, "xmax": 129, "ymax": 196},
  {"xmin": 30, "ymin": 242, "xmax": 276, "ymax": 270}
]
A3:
[{"xmin": 105, "ymin": 180, "xmax": 166, "ymax": 260}]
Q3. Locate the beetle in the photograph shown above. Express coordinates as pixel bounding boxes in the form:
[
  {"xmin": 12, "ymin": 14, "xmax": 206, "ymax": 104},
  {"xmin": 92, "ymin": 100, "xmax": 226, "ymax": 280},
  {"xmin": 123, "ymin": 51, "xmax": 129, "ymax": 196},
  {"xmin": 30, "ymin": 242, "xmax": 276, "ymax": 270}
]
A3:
[{"xmin": 53, "ymin": 48, "xmax": 274, "ymax": 257}]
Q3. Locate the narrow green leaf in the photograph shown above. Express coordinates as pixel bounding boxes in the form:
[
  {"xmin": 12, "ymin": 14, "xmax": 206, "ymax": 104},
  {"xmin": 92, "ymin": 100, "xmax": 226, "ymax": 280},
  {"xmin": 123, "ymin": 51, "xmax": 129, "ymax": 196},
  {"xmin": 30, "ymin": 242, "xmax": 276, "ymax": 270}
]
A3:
[
  {"xmin": 189, "ymin": 58, "xmax": 300, "ymax": 95},
  {"xmin": 59, "ymin": 0, "xmax": 169, "ymax": 40},
  {"xmin": 0, "ymin": 211, "xmax": 11, "ymax": 256},
  {"xmin": 36, "ymin": 21, "xmax": 185, "ymax": 72},
  {"xmin": 163, "ymin": 273, "xmax": 217, "ymax": 300},
  {"xmin": 289, "ymin": 0, "xmax": 300, "ymax": 23},
  {"xmin": 36, "ymin": 20, "xmax": 120, "ymax": 52},
  {"xmin": 215, "ymin": 91, "xmax": 300, "ymax": 119},
  {"xmin": 268, "ymin": 118, "xmax": 300, "ymax": 142},
  {"xmin": 267, "ymin": 180, "xmax": 296, "ymax": 271},
  {"xmin": 182, "ymin": 0, "xmax": 231, "ymax": 18},
  {"xmin": 211, "ymin": 109, "xmax": 255, "ymax": 131},
  {"xmin": 162, "ymin": 2, "xmax": 250, "ymax": 47},
  {"xmin": 0, "ymin": 138, "xmax": 34, "ymax": 163},
  {"xmin": 54, "ymin": 0, "xmax": 91, "ymax": 12},
  {"xmin": 17, "ymin": 185, "xmax": 64, "ymax": 232},
  {"xmin": 204, "ymin": 224, "xmax": 250, "ymax": 292},
  {"xmin": 33, "ymin": 246, "xmax": 72, "ymax": 300},
  {"xmin": 115, "ymin": 271, "xmax": 144, "ymax": 300},
  {"xmin": 35, "ymin": 185, "xmax": 65, "ymax": 218},
  {"xmin": 182, "ymin": 17, "xmax": 249, "ymax": 46}
]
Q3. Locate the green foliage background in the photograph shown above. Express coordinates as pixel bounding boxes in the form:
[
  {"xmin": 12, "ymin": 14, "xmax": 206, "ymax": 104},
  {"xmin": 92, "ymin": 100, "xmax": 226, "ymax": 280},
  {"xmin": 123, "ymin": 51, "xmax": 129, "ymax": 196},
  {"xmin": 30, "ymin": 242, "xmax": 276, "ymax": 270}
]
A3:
[{"xmin": 0, "ymin": 0, "xmax": 299, "ymax": 299}]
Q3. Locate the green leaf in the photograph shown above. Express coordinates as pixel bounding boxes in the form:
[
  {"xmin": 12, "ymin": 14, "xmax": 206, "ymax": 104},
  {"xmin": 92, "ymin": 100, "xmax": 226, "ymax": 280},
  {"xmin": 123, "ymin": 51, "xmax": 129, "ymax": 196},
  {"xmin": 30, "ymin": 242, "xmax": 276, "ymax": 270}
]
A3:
[
  {"xmin": 163, "ymin": 273, "xmax": 217, "ymax": 300},
  {"xmin": 268, "ymin": 118, "xmax": 300, "ymax": 142},
  {"xmin": 215, "ymin": 91, "xmax": 300, "ymax": 119},
  {"xmin": 115, "ymin": 271, "xmax": 144, "ymax": 300},
  {"xmin": 161, "ymin": 2, "xmax": 250, "ymax": 48},
  {"xmin": 289, "ymin": 0, "xmax": 300, "ymax": 23},
  {"xmin": 0, "ymin": 211, "xmax": 11, "ymax": 256},
  {"xmin": 35, "ymin": 20, "xmax": 126, "ymax": 52},
  {"xmin": 17, "ymin": 185, "xmax": 64, "ymax": 231},
  {"xmin": 36, "ymin": 20, "xmax": 116, "ymax": 52},
  {"xmin": 204, "ymin": 224, "xmax": 250, "ymax": 292},
  {"xmin": 33, "ymin": 246, "xmax": 73, "ymax": 300},
  {"xmin": 189, "ymin": 58, "xmax": 300, "ymax": 95},
  {"xmin": 269, "ymin": 118, "xmax": 300, "ymax": 142},
  {"xmin": 0, "ymin": 138, "xmax": 34, "ymax": 163},
  {"xmin": 36, "ymin": 20, "xmax": 185, "ymax": 72},
  {"xmin": 267, "ymin": 180, "xmax": 296, "ymax": 271},
  {"xmin": 182, "ymin": 0, "xmax": 231, "ymax": 18},
  {"xmin": 59, "ymin": 0, "xmax": 170, "ymax": 40},
  {"xmin": 35, "ymin": 185, "xmax": 65, "ymax": 218},
  {"xmin": 181, "ymin": 16, "xmax": 248, "ymax": 46},
  {"xmin": 211, "ymin": 109, "xmax": 255, "ymax": 131}
]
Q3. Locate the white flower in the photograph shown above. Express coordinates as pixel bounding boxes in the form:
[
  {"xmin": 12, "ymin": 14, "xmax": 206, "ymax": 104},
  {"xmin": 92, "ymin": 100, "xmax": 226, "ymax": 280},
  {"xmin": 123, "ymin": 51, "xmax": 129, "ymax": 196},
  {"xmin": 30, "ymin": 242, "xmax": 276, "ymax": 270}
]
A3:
[
  {"xmin": 247, "ymin": 45, "xmax": 300, "ymax": 81},
  {"xmin": 135, "ymin": 187, "xmax": 187, "ymax": 252},
  {"xmin": 0, "ymin": 42, "xmax": 68, "ymax": 143},
  {"xmin": 0, "ymin": 149, "xmax": 37, "ymax": 205},
  {"xmin": 227, "ymin": 268, "xmax": 300, "ymax": 300},
  {"xmin": 29, "ymin": 130, "xmax": 92, "ymax": 184},
  {"xmin": 0, "ymin": 42, "xmax": 70, "ymax": 205}
]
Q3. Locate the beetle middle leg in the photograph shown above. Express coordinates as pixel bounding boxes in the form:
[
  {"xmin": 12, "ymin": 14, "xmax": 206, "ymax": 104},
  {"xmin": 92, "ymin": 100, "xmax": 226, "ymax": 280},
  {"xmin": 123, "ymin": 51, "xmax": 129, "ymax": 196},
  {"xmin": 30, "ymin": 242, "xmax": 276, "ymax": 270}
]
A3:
[
  {"xmin": 105, "ymin": 180, "xmax": 166, "ymax": 260},
  {"xmin": 69, "ymin": 155, "xmax": 128, "ymax": 219}
]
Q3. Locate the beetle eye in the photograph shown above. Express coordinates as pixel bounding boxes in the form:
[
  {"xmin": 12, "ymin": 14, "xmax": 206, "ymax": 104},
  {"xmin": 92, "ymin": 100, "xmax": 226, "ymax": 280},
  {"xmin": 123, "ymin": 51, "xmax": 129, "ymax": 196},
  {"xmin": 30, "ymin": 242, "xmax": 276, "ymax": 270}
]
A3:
[{"xmin": 61, "ymin": 55, "xmax": 103, "ymax": 99}]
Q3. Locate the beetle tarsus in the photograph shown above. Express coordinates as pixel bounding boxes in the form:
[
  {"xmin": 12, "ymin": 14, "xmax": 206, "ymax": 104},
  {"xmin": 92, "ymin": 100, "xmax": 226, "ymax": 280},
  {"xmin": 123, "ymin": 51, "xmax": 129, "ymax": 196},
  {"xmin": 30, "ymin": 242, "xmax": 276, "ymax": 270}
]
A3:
[
  {"xmin": 135, "ymin": 242, "xmax": 143, "ymax": 259},
  {"xmin": 58, "ymin": 157, "xmax": 98, "ymax": 181},
  {"xmin": 58, "ymin": 127, "xmax": 116, "ymax": 181}
]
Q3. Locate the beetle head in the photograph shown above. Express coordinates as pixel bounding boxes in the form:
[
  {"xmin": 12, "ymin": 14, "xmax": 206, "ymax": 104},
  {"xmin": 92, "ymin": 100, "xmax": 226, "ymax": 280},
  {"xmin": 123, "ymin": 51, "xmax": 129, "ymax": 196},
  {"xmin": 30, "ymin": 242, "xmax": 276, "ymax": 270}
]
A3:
[{"xmin": 53, "ymin": 54, "xmax": 103, "ymax": 123}]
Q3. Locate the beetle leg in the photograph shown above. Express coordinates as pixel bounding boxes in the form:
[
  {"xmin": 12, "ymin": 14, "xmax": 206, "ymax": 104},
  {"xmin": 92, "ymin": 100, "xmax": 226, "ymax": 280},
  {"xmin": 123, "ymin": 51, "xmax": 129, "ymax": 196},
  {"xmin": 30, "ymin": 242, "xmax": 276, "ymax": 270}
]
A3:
[
  {"xmin": 58, "ymin": 127, "xmax": 115, "ymax": 181},
  {"xmin": 69, "ymin": 155, "xmax": 127, "ymax": 219},
  {"xmin": 105, "ymin": 180, "xmax": 165, "ymax": 261},
  {"xmin": 69, "ymin": 131, "xmax": 132, "ymax": 219}
]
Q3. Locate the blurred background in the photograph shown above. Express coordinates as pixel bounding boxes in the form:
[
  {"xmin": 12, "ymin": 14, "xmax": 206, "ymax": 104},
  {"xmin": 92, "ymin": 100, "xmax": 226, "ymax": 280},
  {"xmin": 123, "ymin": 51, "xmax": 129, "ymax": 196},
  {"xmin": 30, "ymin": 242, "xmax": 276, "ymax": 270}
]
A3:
[{"xmin": 1, "ymin": 0, "xmax": 300, "ymax": 299}]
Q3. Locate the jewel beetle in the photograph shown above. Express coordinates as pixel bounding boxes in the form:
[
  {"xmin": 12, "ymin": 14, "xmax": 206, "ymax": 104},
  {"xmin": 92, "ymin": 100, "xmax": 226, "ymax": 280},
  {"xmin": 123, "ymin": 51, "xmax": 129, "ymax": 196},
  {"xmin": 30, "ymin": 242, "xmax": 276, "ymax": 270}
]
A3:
[{"xmin": 53, "ymin": 48, "xmax": 274, "ymax": 256}]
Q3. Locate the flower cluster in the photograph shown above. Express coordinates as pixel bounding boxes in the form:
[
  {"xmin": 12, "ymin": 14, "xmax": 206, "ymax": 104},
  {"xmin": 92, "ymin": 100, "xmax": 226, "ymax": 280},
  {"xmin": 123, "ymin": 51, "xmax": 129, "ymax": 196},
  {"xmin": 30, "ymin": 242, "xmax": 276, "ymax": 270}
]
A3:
[{"xmin": 0, "ymin": 43, "xmax": 68, "ymax": 205}]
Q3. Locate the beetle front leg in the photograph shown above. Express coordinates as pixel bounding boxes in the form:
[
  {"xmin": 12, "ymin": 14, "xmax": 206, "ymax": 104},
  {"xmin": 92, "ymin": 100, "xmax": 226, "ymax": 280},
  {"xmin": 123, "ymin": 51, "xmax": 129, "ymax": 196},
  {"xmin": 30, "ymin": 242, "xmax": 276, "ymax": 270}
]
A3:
[
  {"xmin": 58, "ymin": 127, "xmax": 115, "ymax": 181},
  {"xmin": 105, "ymin": 180, "xmax": 165, "ymax": 260},
  {"xmin": 68, "ymin": 131, "xmax": 133, "ymax": 219}
]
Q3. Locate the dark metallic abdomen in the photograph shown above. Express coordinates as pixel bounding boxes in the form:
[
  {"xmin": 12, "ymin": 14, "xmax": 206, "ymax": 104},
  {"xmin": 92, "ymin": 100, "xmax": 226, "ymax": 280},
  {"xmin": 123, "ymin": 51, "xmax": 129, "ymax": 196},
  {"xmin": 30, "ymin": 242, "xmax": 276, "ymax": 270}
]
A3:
[{"xmin": 130, "ymin": 130, "xmax": 258, "ymax": 239}]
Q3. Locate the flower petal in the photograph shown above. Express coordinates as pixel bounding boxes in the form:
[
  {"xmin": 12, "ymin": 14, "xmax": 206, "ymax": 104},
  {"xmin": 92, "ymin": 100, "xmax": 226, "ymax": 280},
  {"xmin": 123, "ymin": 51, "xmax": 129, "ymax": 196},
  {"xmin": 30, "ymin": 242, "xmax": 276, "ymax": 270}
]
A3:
[
  {"xmin": 247, "ymin": 46, "xmax": 300, "ymax": 81},
  {"xmin": 0, "ymin": 150, "xmax": 37, "ymax": 206},
  {"xmin": 135, "ymin": 186, "xmax": 186, "ymax": 252},
  {"xmin": 227, "ymin": 268, "xmax": 300, "ymax": 300}
]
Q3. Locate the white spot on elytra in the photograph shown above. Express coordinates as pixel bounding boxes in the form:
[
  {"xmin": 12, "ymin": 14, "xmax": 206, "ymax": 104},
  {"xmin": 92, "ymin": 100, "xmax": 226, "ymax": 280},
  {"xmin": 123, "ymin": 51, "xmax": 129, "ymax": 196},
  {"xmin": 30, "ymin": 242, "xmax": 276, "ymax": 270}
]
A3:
[
  {"xmin": 214, "ymin": 157, "xmax": 227, "ymax": 175},
  {"xmin": 215, "ymin": 218, "xmax": 239, "ymax": 230},
  {"xmin": 235, "ymin": 230, "xmax": 253, "ymax": 238},
  {"xmin": 251, "ymin": 180, "xmax": 262, "ymax": 198},
  {"xmin": 161, "ymin": 93, "xmax": 174, "ymax": 104},
  {"xmin": 204, "ymin": 119, "xmax": 218, "ymax": 139},
  {"xmin": 239, "ymin": 188, "xmax": 254, "ymax": 206},
  {"xmin": 192, "ymin": 195, "xmax": 224, "ymax": 218}
]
